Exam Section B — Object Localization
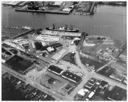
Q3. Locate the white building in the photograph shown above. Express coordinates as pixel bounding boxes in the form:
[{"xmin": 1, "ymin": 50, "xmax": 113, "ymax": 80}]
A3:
[{"xmin": 36, "ymin": 35, "xmax": 60, "ymax": 42}]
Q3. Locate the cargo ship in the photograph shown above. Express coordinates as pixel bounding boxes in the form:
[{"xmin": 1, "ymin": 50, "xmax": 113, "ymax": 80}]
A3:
[{"xmin": 46, "ymin": 24, "xmax": 79, "ymax": 32}]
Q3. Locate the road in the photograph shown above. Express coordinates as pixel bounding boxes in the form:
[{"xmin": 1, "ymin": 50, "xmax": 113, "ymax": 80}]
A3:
[
  {"xmin": 66, "ymin": 44, "xmax": 127, "ymax": 99},
  {"xmin": 69, "ymin": 72, "xmax": 92, "ymax": 99},
  {"xmin": 74, "ymin": 50, "xmax": 88, "ymax": 73},
  {"xmin": 93, "ymin": 72, "xmax": 127, "ymax": 90}
]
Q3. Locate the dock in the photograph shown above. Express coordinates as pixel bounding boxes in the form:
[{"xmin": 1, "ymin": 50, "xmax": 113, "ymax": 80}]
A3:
[
  {"xmin": 12, "ymin": 29, "xmax": 35, "ymax": 39},
  {"xmin": 72, "ymin": 2, "xmax": 97, "ymax": 15},
  {"xmin": 88, "ymin": 2, "xmax": 97, "ymax": 15},
  {"xmin": 2, "ymin": 1, "xmax": 24, "ymax": 7},
  {"xmin": 15, "ymin": 9, "xmax": 71, "ymax": 15},
  {"xmin": 41, "ymin": 29, "xmax": 81, "ymax": 37}
]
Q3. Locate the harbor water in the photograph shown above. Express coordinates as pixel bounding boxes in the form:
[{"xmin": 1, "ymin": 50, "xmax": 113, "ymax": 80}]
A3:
[{"xmin": 2, "ymin": 5, "xmax": 126, "ymax": 43}]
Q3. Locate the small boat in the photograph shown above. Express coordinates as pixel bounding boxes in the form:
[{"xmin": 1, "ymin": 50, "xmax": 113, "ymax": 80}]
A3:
[
  {"xmin": 22, "ymin": 26, "xmax": 32, "ymax": 30},
  {"xmin": 46, "ymin": 24, "xmax": 79, "ymax": 32}
]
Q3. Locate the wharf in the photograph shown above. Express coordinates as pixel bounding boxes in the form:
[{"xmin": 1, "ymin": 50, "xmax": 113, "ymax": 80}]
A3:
[
  {"xmin": 15, "ymin": 9, "xmax": 71, "ymax": 15},
  {"xmin": 41, "ymin": 30, "xmax": 81, "ymax": 37},
  {"xmin": 12, "ymin": 29, "xmax": 35, "ymax": 39},
  {"xmin": 2, "ymin": 1, "xmax": 24, "ymax": 7},
  {"xmin": 73, "ymin": 2, "xmax": 96, "ymax": 15}
]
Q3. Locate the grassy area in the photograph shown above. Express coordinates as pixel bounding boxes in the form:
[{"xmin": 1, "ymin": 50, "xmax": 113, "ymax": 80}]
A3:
[
  {"xmin": 62, "ymin": 52, "xmax": 76, "ymax": 65},
  {"xmin": 80, "ymin": 56, "xmax": 104, "ymax": 70}
]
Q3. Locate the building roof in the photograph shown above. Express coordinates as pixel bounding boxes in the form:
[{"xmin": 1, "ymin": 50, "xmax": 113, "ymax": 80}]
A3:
[
  {"xmin": 54, "ymin": 1, "xmax": 63, "ymax": 6},
  {"xmin": 48, "ymin": 65, "xmax": 63, "ymax": 74},
  {"xmin": 5, "ymin": 55, "xmax": 33, "ymax": 74},
  {"xmin": 78, "ymin": 89, "xmax": 86, "ymax": 96},
  {"xmin": 41, "ymin": 30, "xmax": 81, "ymax": 37},
  {"xmin": 50, "ymin": 43, "xmax": 62, "ymax": 48},
  {"xmin": 77, "ymin": 88, "xmax": 89, "ymax": 96},
  {"xmin": 36, "ymin": 34, "xmax": 60, "ymax": 42},
  {"xmin": 62, "ymin": 71, "xmax": 82, "ymax": 84}
]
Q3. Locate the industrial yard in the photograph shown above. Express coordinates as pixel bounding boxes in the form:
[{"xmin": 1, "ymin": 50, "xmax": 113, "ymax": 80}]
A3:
[
  {"xmin": 2, "ymin": 26, "xmax": 127, "ymax": 101},
  {"xmin": 3, "ymin": 1, "xmax": 97, "ymax": 15}
]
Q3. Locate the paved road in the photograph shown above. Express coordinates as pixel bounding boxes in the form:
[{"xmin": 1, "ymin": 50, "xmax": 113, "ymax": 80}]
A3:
[
  {"xmin": 67, "ymin": 70, "xmax": 127, "ymax": 100},
  {"xmin": 69, "ymin": 73, "xmax": 92, "ymax": 99},
  {"xmin": 93, "ymin": 72, "xmax": 127, "ymax": 90},
  {"xmin": 75, "ymin": 45, "xmax": 126, "ymax": 88},
  {"xmin": 65, "ymin": 44, "xmax": 127, "ymax": 99},
  {"xmin": 96, "ymin": 60, "xmax": 115, "ymax": 72},
  {"xmin": 74, "ymin": 50, "xmax": 88, "ymax": 73}
]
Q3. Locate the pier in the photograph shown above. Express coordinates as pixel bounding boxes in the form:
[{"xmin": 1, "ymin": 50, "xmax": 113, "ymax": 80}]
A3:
[
  {"xmin": 41, "ymin": 29, "xmax": 81, "ymax": 37},
  {"xmin": 15, "ymin": 9, "xmax": 71, "ymax": 15},
  {"xmin": 12, "ymin": 29, "xmax": 35, "ymax": 39},
  {"xmin": 89, "ymin": 2, "xmax": 97, "ymax": 15}
]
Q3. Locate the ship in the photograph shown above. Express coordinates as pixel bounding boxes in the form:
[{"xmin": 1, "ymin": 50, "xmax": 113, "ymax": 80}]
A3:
[{"xmin": 46, "ymin": 24, "xmax": 79, "ymax": 32}]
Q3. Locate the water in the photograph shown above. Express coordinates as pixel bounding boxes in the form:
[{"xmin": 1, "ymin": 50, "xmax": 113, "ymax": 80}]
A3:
[{"xmin": 2, "ymin": 5, "xmax": 126, "ymax": 43}]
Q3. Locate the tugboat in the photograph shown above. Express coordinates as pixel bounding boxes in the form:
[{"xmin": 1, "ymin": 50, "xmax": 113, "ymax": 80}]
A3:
[{"xmin": 46, "ymin": 24, "xmax": 79, "ymax": 32}]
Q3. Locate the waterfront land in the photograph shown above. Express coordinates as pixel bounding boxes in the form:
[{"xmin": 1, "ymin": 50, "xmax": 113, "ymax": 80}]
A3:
[
  {"xmin": 2, "ymin": 27, "xmax": 127, "ymax": 101},
  {"xmin": 3, "ymin": 1, "xmax": 97, "ymax": 15}
]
